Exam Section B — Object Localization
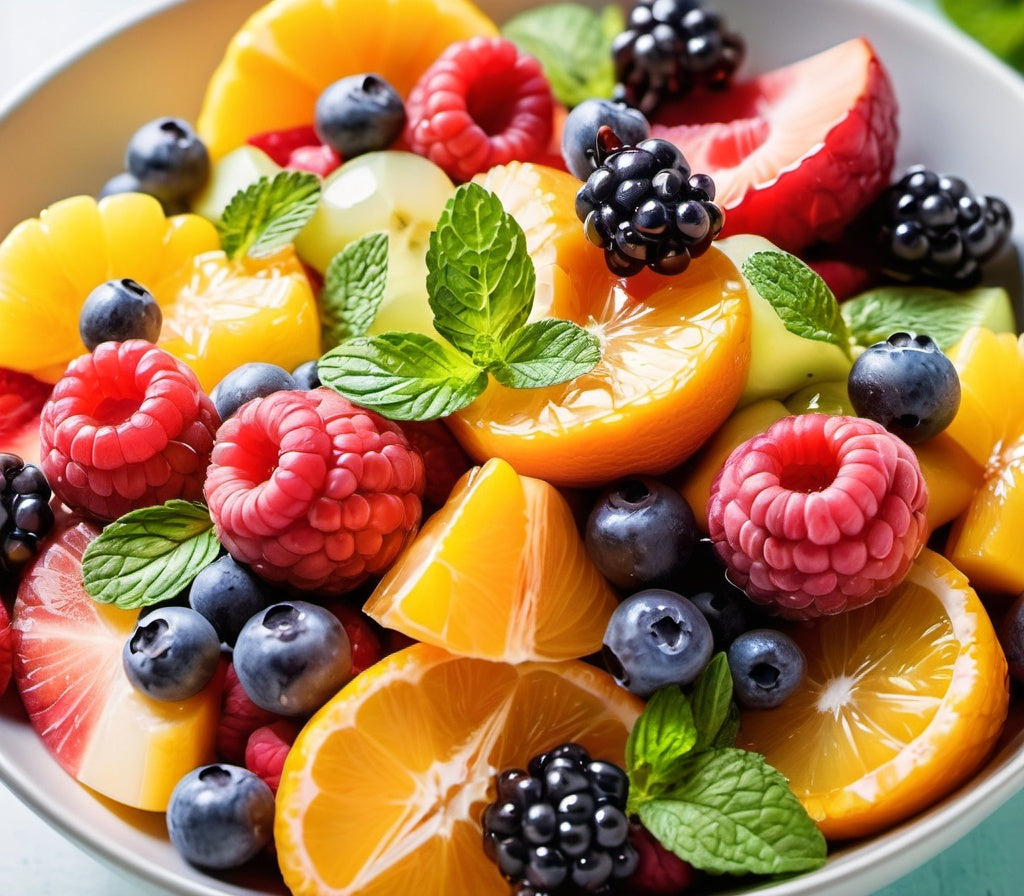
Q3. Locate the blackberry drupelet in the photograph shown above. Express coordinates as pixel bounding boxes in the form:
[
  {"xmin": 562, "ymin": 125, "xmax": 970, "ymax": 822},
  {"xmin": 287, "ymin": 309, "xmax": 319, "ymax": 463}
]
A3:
[
  {"xmin": 0, "ymin": 453, "xmax": 55, "ymax": 574},
  {"xmin": 875, "ymin": 164, "xmax": 1013, "ymax": 287},
  {"xmin": 482, "ymin": 743, "xmax": 638, "ymax": 895},
  {"xmin": 612, "ymin": 0, "xmax": 744, "ymax": 116},
  {"xmin": 574, "ymin": 128, "xmax": 724, "ymax": 276}
]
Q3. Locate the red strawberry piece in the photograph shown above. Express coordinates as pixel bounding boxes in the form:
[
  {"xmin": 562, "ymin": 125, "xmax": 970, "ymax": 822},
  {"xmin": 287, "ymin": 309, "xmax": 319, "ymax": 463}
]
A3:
[
  {"xmin": 0, "ymin": 367, "xmax": 52, "ymax": 465},
  {"xmin": 0, "ymin": 599, "xmax": 12, "ymax": 697},
  {"xmin": 328, "ymin": 602, "xmax": 382, "ymax": 677},
  {"xmin": 649, "ymin": 37, "xmax": 898, "ymax": 253},
  {"xmin": 217, "ymin": 662, "xmax": 283, "ymax": 765},
  {"xmin": 205, "ymin": 387, "xmax": 425, "ymax": 595},
  {"xmin": 707, "ymin": 413, "xmax": 928, "ymax": 620},
  {"xmin": 627, "ymin": 824, "xmax": 695, "ymax": 895},
  {"xmin": 245, "ymin": 719, "xmax": 300, "ymax": 795},
  {"xmin": 286, "ymin": 143, "xmax": 342, "ymax": 178},
  {"xmin": 807, "ymin": 257, "xmax": 874, "ymax": 302},
  {"xmin": 404, "ymin": 36, "xmax": 554, "ymax": 182},
  {"xmin": 247, "ymin": 124, "xmax": 321, "ymax": 167},
  {"xmin": 399, "ymin": 419, "xmax": 472, "ymax": 508}
]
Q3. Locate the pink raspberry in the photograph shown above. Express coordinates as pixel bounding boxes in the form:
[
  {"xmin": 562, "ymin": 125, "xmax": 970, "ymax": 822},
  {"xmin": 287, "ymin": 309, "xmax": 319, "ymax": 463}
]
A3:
[
  {"xmin": 216, "ymin": 662, "xmax": 283, "ymax": 765},
  {"xmin": 398, "ymin": 418, "xmax": 472, "ymax": 508},
  {"xmin": 245, "ymin": 719, "xmax": 300, "ymax": 795},
  {"xmin": 204, "ymin": 388, "xmax": 425, "ymax": 595},
  {"xmin": 246, "ymin": 124, "xmax": 320, "ymax": 166},
  {"xmin": 40, "ymin": 340, "xmax": 220, "ymax": 522},
  {"xmin": 328, "ymin": 602, "xmax": 383, "ymax": 677},
  {"xmin": 707, "ymin": 414, "xmax": 928, "ymax": 619},
  {"xmin": 404, "ymin": 36, "xmax": 554, "ymax": 182}
]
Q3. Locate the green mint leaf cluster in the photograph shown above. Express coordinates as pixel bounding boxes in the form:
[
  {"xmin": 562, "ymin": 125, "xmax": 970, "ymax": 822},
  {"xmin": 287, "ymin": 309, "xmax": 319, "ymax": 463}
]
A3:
[
  {"xmin": 81, "ymin": 500, "xmax": 220, "ymax": 609},
  {"xmin": 625, "ymin": 654, "xmax": 826, "ymax": 876},
  {"xmin": 319, "ymin": 231, "xmax": 389, "ymax": 350},
  {"xmin": 318, "ymin": 182, "xmax": 600, "ymax": 421},
  {"xmin": 502, "ymin": 3, "xmax": 623, "ymax": 107},
  {"xmin": 218, "ymin": 170, "xmax": 321, "ymax": 260},
  {"xmin": 940, "ymin": 0, "xmax": 1024, "ymax": 74}
]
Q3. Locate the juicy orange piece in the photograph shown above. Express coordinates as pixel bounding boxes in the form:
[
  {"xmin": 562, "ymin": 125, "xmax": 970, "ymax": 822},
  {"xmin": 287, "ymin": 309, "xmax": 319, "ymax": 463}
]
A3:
[
  {"xmin": 196, "ymin": 0, "xmax": 498, "ymax": 160},
  {"xmin": 738, "ymin": 548, "xmax": 1008, "ymax": 841},
  {"xmin": 274, "ymin": 642, "xmax": 642, "ymax": 896},
  {"xmin": 364, "ymin": 457, "xmax": 617, "ymax": 662}
]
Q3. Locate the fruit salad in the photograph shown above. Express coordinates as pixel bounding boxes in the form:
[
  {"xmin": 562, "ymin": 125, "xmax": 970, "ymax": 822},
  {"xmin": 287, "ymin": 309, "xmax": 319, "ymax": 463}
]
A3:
[{"xmin": 0, "ymin": 0, "xmax": 1022, "ymax": 895}]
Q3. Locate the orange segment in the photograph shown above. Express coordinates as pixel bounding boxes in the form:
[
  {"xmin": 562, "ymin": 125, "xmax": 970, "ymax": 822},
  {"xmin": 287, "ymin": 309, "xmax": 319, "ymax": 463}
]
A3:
[
  {"xmin": 364, "ymin": 457, "xmax": 618, "ymax": 662},
  {"xmin": 274, "ymin": 642, "xmax": 643, "ymax": 896},
  {"xmin": 196, "ymin": 0, "xmax": 499, "ymax": 160},
  {"xmin": 738, "ymin": 548, "xmax": 1009, "ymax": 841}
]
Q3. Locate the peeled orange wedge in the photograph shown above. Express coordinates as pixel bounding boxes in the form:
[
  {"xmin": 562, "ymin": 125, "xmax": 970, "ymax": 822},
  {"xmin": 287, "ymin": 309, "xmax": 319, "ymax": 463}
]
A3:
[
  {"xmin": 364, "ymin": 457, "xmax": 618, "ymax": 663},
  {"xmin": 274, "ymin": 642, "xmax": 643, "ymax": 896},
  {"xmin": 737, "ymin": 548, "xmax": 1008, "ymax": 841}
]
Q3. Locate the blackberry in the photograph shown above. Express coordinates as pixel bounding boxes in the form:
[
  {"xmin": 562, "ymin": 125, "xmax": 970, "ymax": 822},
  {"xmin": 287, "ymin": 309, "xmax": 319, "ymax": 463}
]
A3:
[
  {"xmin": 482, "ymin": 743, "xmax": 638, "ymax": 895},
  {"xmin": 0, "ymin": 453, "xmax": 55, "ymax": 575},
  {"xmin": 574, "ymin": 129, "xmax": 723, "ymax": 277},
  {"xmin": 612, "ymin": 0, "xmax": 744, "ymax": 116},
  {"xmin": 874, "ymin": 164, "xmax": 1013, "ymax": 287}
]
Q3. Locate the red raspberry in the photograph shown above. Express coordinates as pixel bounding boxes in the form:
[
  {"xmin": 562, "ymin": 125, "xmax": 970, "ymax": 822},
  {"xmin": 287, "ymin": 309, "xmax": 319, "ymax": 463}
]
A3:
[
  {"xmin": 707, "ymin": 414, "xmax": 928, "ymax": 620},
  {"xmin": 205, "ymin": 388, "xmax": 425, "ymax": 594},
  {"xmin": 247, "ymin": 124, "xmax": 320, "ymax": 166},
  {"xmin": 217, "ymin": 662, "xmax": 283, "ymax": 765},
  {"xmin": 399, "ymin": 419, "xmax": 472, "ymax": 508},
  {"xmin": 245, "ymin": 719, "xmax": 300, "ymax": 795},
  {"xmin": 627, "ymin": 824, "xmax": 695, "ymax": 895},
  {"xmin": 39, "ymin": 340, "xmax": 220, "ymax": 522},
  {"xmin": 404, "ymin": 36, "xmax": 554, "ymax": 182},
  {"xmin": 329, "ymin": 602, "xmax": 383, "ymax": 677}
]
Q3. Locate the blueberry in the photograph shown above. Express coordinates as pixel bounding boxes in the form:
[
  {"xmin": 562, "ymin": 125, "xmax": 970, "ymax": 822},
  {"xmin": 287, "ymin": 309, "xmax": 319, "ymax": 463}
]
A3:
[
  {"xmin": 847, "ymin": 332, "xmax": 961, "ymax": 443},
  {"xmin": 562, "ymin": 99, "xmax": 650, "ymax": 181},
  {"xmin": 210, "ymin": 362, "xmax": 297, "ymax": 420},
  {"xmin": 601, "ymin": 589, "xmax": 714, "ymax": 696},
  {"xmin": 727, "ymin": 628, "xmax": 806, "ymax": 709},
  {"xmin": 78, "ymin": 278, "xmax": 162, "ymax": 350},
  {"xmin": 690, "ymin": 588, "xmax": 751, "ymax": 650},
  {"xmin": 122, "ymin": 606, "xmax": 222, "ymax": 701},
  {"xmin": 232, "ymin": 601, "xmax": 353, "ymax": 716},
  {"xmin": 314, "ymin": 74, "xmax": 406, "ymax": 158},
  {"xmin": 291, "ymin": 359, "xmax": 321, "ymax": 390},
  {"xmin": 999, "ymin": 592, "xmax": 1024, "ymax": 684},
  {"xmin": 585, "ymin": 476, "xmax": 699, "ymax": 591},
  {"xmin": 125, "ymin": 116, "xmax": 209, "ymax": 203},
  {"xmin": 166, "ymin": 764, "xmax": 274, "ymax": 870},
  {"xmin": 188, "ymin": 554, "xmax": 276, "ymax": 646},
  {"xmin": 99, "ymin": 170, "xmax": 190, "ymax": 215}
]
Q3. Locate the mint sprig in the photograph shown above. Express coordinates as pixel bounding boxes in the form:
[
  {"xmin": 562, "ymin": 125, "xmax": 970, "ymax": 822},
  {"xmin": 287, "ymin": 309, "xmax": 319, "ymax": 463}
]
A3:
[
  {"xmin": 320, "ymin": 231, "xmax": 389, "ymax": 350},
  {"xmin": 625, "ymin": 657, "xmax": 827, "ymax": 877},
  {"xmin": 318, "ymin": 182, "xmax": 601, "ymax": 421},
  {"xmin": 218, "ymin": 170, "xmax": 321, "ymax": 260},
  {"xmin": 940, "ymin": 0, "xmax": 1024, "ymax": 73},
  {"xmin": 81, "ymin": 500, "xmax": 221, "ymax": 609}
]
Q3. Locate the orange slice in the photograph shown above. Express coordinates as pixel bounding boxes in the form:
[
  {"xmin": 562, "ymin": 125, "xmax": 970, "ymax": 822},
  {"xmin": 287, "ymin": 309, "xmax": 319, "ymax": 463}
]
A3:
[
  {"xmin": 274, "ymin": 642, "xmax": 643, "ymax": 896},
  {"xmin": 364, "ymin": 457, "xmax": 617, "ymax": 662},
  {"xmin": 196, "ymin": 0, "xmax": 499, "ymax": 160},
  {"xmin": 737, "ymin": 548, "xmax": 1009, "ymax": 841}
]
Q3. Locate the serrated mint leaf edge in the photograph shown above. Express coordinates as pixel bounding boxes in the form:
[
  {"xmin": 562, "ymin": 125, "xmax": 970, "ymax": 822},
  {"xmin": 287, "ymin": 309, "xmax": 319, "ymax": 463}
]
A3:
[
  {"xmin": 217, "ymin": 170, "xmax": 321, "ymax": 260},
  {"xmin": 320, "ymin": 231, "xmax": 389, "ymax": 349},
  {"xmin": 490, "ymin": 319, "xmax": 601, "ymax": 389}
]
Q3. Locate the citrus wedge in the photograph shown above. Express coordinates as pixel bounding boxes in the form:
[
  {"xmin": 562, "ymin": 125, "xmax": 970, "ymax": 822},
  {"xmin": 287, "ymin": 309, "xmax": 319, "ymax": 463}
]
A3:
[
  {"xmin": 364, "ymin": 457, "xmax": 618, "ymax": 662},
  {"xmin": 737, "ymin": 548, "xmax": 1009, "ymax": 841},
  {"xmin": 274, "ymin": 642, "xmax": 643, "ymax": 896}
]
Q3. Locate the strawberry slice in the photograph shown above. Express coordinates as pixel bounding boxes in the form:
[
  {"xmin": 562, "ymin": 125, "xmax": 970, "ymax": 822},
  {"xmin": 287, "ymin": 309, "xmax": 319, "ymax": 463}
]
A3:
[
  {"xmin": 247, "ymin": 124, "xmax": 321, "ymax": 166},
  {"xmin": 650, "ymin": 37, "xmax": 898, "ymax": 253},
  {"xmin": 0, "ymin": 367, "xmax": 51, "ymax": 465},
  {"xmin": 11, "ymin": 520, "xmax": 223, "ymax": 811}
]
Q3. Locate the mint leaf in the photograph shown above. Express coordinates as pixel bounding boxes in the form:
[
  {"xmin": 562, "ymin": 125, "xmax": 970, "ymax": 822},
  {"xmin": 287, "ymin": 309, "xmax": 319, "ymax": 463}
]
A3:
[
  {"xmin": 841, "ymin": 285, "xmax": 1015, "ymax": 350},
  {"xmin": 691, "ymin": 653, "xmax": 736, "ymax": 752},
  {"xmin": 320, "ymin": 231, "xmax": 389, "ymax": 350},
  {"xmin": 940, "ymin": 0, "xmax": 1024, "ymax": 73},
  {"xmin": 426, "ymin": 182, "xmax": 535, "ymax": 363},
  {"xmin": 490, "ymin": 319, "xmax": 601, "ymax": 388},
  {"xmin": 626, "ymin": 687, "xmax": 698, "ymax": 806},
  {"xmin": 81, "ymin": 501, "xmax": 220, "ymax": 610},
  {"xmin": 502, "ymin": 3, "xmax": 623, "ymax": 106},
  {"xmin": 638, "ymin": 748, "xmax": 827, "ymax": 876},
  {"xmin": 318, "ymin": 332, "xmax": 488, "ymax": 421},
  {"xmin": 218, "ymin": 170, "xmax": 321, "ymax": 260},
  {"xmin": 741, "ymin": 250, "xmax": 853, "ymax": 359}
]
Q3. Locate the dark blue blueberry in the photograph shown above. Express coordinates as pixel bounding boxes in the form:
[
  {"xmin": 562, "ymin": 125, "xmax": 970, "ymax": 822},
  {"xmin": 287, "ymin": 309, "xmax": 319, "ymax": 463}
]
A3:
[
  {"xmin": 315, "ymin": 74, "xmax": 405, "ymax": 158},
  {"xmin": 188, "ymin": 554, "xmax": 276, "ymax": 646},
  {"xmin": 166, "ymin": 764, "xmax": 274, "ymax": 870},
  {"xmin": 79, "ymin": 278, "xmax": 162, "ymax": 350},
  {"xmin": 601, "ymin": 588, "xmax": 713, "ymax": 696},
  {"xmin": 291, "ymin": 359, "xmax": 321, "ymax": 390},
  {"xmin": 210, "ymin": 362, "xmax": 297, "ymax": 421},
  {"xmin": 560, "ymin": 98, "xmax": 650, "ymax": 180},
  {"xmin": 232, "ymin": 601, "xmax": 352, "ymax": 716},
  {"xmin": 125, "ymin": 117, "xmax": 209, "ymax": 203},
  {"xmin": 727, "ymin": 628, "xmax": 806, "ymax": 709},
  {"xmin": 690, "ymin": 588, "xmax": 751, "ymax": 650},
  {"xmin": 99, "ymin": 170, "xmax": 190, "ymax": 215},
  {"xmin": 999, "ymin": 593, "xmax": 1024, "ymax": 685},
  {"xmin": 847, "ymin": 331, "xmax": 961, "ymax": 443},
  {"xmin": 122, "ymin": 606, "xmax": 222, "ymax": 701}
]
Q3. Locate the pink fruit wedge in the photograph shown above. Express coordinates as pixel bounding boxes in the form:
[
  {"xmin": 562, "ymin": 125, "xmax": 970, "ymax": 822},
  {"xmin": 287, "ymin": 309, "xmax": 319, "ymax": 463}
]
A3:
[
  {"xmin": 0, "ymin": 367, "xmax": 50, "ymax": 465},
  {"xmin": 11, "ymin": 520, "xmax": 223, "ymax": 812},
  {"xmin": 650, "ymin": 37, "xmax": 898, "ymax": 253}
]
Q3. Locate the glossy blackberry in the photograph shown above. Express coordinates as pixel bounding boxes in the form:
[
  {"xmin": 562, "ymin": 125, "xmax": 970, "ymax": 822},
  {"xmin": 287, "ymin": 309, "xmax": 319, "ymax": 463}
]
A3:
[
  {"xmin": 575, "ymin": 129, "xmax": 723, "ymax": 277},
  {"xmin": 874, "ymin": 164, "xmax": 1013, "ymax": 287},
  {"xmin": 611, "ymin": 0, "xmax": 744, "ymax": 116},
  {"xmin": 0, "ymin": 453, "xmax": 55, "ymax": 575},
  {"xmin": 482, "ymin": 744, "xmax": 638, "ymax": 896}
]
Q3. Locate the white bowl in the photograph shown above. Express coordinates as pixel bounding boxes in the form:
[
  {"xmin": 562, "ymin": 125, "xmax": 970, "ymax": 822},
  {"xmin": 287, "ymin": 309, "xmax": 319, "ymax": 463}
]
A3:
[{"xmin": 1, "ymin": 1, "xmax": 1022, "ymax": 895}]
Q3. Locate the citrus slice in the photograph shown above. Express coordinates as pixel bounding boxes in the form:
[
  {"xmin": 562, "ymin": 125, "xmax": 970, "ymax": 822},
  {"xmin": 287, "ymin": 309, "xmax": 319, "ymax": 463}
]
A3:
[
  {"xmin": 196, "ymin": 0, "xmax": 499, "ymax": 160},
  {"xmin": 364, "ymin": 457, "xmax": 618, "ymax": 663},
  {"xmin": 274, "ymin": 642, "xmax": 643, "ymax": 896},
  {"xmin": 737, "ymin": 548, "xmax": 1009, "ymax": 841}
]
